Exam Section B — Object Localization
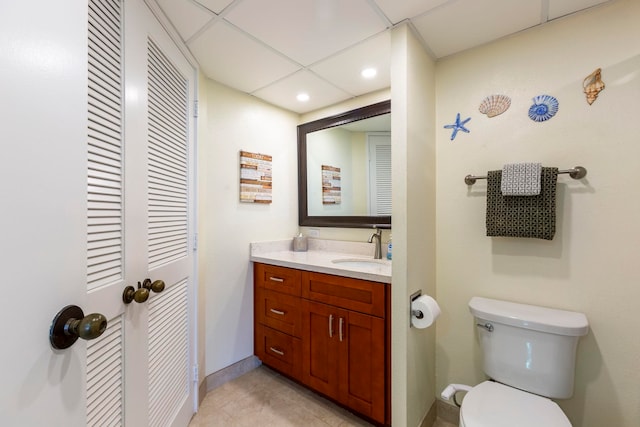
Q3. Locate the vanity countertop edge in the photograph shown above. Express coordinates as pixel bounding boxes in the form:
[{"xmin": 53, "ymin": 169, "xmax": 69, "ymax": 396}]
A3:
[{"xmin": 250, "ymin": 239, "xmax": 391, "ymax": 284}]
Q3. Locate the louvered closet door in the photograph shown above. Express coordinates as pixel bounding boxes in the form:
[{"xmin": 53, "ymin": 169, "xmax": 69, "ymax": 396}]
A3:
[
  {"xmin": 368, "ymin": 133, "xmax": 392, "ymax": 216},
  {"xmin": 123, "ymin": 1, "xmax": 196, "ymax": 426},
  {"xmin": 86, "ymin": 0, "xmax": 127, "ymax": 425},
  {"xmin": 85, "ymin": 0, "xmax": 196, "ymax": 426}
]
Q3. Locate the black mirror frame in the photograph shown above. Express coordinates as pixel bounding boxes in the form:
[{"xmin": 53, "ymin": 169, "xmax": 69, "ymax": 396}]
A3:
[{"xmin": 297, "ymin": 100, "xmax": 391, "ymax": 228}]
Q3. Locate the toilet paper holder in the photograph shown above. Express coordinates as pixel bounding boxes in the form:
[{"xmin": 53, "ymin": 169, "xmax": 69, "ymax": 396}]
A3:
[{"xmin": 410, "ymin": 290, "xmax": 423, "ymax": 326}]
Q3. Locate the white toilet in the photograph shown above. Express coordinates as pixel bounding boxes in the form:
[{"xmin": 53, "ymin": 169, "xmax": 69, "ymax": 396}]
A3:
[{"xmin": 445, "ymin": 296, "xmax": 589, "ymax": 427}]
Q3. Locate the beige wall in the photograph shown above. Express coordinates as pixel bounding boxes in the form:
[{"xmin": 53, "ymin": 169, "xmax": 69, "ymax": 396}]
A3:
[
  {"xmin": 197, "ymin": 77, "xmax": 299, "ymax": 375},
  {"xmin": 391, "ymin": 24, "xmax": 437, "ymax": 427},
  {"xmin": 434, "ymin": 1, "xmax": 640, "ymax": 426}
]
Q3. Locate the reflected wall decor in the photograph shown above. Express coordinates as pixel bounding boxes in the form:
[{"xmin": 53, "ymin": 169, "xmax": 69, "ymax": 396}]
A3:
[{"xmin": 321, "ymin": 165, "xmax": 341, "ymax": 205}]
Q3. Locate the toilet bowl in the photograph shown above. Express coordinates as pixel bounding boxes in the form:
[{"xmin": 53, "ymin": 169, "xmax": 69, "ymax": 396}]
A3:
[
  {"xmin": 444, "ymin": 297, "xmax": 589, "ymax": 427},
  {"xmin": 459, "ymin": 381, "xmax": 571, "ymax": 427}
]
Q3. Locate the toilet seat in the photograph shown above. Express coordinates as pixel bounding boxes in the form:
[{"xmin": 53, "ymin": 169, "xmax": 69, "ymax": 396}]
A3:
[{"xmin": 460, "ymin": 381, "xmax": 571, "ymax": 427}]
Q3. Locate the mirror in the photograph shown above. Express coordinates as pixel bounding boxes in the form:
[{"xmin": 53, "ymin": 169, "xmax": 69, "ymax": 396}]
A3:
[{"xmin": 298, "ymin": 100, "xmax": 391, "ymax": 228}]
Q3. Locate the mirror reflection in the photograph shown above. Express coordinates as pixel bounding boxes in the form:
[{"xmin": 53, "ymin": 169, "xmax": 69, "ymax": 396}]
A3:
[
  {"xmin": 306, "ymin": 114, "xmax": 391, "ymax": 216},
  {"xmin": 298, "ymin": 100, "xmax": 391, "ymax": 228}
]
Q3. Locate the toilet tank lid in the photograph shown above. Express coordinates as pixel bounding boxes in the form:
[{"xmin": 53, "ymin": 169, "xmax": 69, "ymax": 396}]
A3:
[{"xmin": 469, "ymin": 297, "xmax": 589, "ymax": 336}]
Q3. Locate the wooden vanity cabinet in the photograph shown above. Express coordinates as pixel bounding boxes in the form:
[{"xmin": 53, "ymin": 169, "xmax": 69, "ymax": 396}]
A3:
[{"xmin": 254, "ymin": 263, "xmax": 389, "ymax": 426}]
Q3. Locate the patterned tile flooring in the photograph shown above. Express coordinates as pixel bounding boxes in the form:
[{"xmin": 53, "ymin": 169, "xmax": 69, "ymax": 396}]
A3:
[{"xmin": 189, "ymin": 365, "xmax": 457, "ymax": 427}]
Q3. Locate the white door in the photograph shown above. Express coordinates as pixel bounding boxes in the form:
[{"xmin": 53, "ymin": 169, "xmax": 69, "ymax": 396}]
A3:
[
  {"xmin": 117, "ymin": 1, "xmax": 197, "ymax": 425},
  {"xmin": 1, "ymin": 1, "xmax": 91, "ymax": 425},
  {"xmin": 1, "ymin": 0, "xmax": 196, "ymax": 425}
]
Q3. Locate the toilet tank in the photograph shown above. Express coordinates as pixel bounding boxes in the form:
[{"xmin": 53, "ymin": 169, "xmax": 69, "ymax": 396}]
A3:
[{"xmin": 469, "ymin": 297, "xmax": 589, "ymax": 399}]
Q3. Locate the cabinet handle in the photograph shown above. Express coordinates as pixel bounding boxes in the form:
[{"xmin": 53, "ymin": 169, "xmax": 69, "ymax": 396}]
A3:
[
  {"xmin": 269, "ymin": 347, "xmax": 284, "ymax": 356},
  {"xmin": 269, "ymin": 277, "xmax": 284, "ymax": 283},
  {"xmin": 328, "ymin": 314, "xmax": 334, "ymax": 338},
  {"xmin": 339, "ymin": 317, "xmax": 344, "ymax": 342},
  {"xmin": 269, "ymin": 308, "xmax": 285, "ymax": 316}
]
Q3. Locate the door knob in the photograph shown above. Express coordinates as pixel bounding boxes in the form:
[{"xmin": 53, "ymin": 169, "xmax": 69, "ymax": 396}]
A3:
[
  {"xmin": 122, "ymin": 282, "xmax": 150, "ymax": 304},
  {"xmin": 50, "ymin": 305, "xmax": 108, "ymax": 350},
  {"xmin": 142, "ymin": 278, "xmax": 165, "ymax": 294}
]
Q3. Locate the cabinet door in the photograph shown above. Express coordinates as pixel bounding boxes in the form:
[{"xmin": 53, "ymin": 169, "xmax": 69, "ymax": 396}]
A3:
[
  {"xmin": 339, "ymin": 310, "xmax": 386, "ymax": 424},
  {"xmin": 255, "ymin": 324, "xmax": 302, "ymax": 380},
  {"xmin": 255, "ymin": 263, "xmax": 301, "ymax": 296},
  {"xmin": 301, "ymin": 271, "xmax": 385, "ymax": 317},
  {"xmin": 255, "ymin": 287, "xmax": 302, "ymax": 337},
  {"xmin": 301, "ymin": 300, "xmax": 345, "ymax": 399}
]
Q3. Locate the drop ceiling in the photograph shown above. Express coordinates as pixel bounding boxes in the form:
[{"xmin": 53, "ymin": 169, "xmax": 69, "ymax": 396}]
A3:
[{"xmin": 152, "ymin": 0, "xmax": 612, "ymax": 114}]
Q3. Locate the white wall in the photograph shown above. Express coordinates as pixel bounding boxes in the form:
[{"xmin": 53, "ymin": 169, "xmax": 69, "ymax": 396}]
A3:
[
  {"xmin": 435, "ymin": 1, "xmax": 640, "ymax": 426},
  {"xmin": 197, "ymin": 77, "xmax": 299, "ymax": 375},
  {"xmin": 391, "ymin": 24, "xmax": 437, "ymax": 427}
]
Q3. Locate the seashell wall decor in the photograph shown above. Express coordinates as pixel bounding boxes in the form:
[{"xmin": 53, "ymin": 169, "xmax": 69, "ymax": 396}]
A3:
[
  {"xmin": 479, "ymin": 94, "xmax": 511, "ymax": 118},
  {"xmin": 583, "ymin": 68, "xmax": 605, "ymax": 105},
  {"xmin": 528, "ymin": 94, "xmax": 559, "ymax": 122}
]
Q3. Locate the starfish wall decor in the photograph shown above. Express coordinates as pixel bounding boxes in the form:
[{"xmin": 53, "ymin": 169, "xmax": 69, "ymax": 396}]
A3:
[{"xmin": 444, "ymin": 113, "xmax": 471, "ymax": 140}]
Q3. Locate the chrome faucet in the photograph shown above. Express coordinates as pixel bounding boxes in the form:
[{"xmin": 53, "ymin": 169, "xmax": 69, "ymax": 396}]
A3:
[{"xmin": 368, "ymin": 228, "xmax": 383, "ymax": 259}]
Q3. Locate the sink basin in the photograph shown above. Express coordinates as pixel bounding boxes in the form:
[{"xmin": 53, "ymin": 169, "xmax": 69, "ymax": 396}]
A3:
[{"xmin": 331, "ymin": 258, "xmax": 390, "ymax": 269}]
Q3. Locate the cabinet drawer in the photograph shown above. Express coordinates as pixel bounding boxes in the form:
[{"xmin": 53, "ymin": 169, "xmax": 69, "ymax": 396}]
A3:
[
  {"xmin": 255, "ymin": 288, "xmax": 302, "ymax": 337},
  {"xmin": 255, "ymin": 324, "xmax": 301, "ymax": 380},
  {"xmin": 301, "ymin": 271, "xmax": 386, "ymax": 318},
  {"xmin": 255, "ymin": 263, "xmax": 301, "ymax": 296}
]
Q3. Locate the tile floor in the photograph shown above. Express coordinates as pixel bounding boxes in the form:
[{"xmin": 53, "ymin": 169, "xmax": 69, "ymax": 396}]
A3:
[{"xmin": 189, "ymin": 365, "xmax": 458, "ymax": 427}]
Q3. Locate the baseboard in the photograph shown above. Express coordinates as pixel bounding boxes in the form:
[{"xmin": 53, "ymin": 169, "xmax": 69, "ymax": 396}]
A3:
[
  {"xmin": 437, "ymin": 399, "xmax": 460, "ymax": 425},
  {"xmin": 204, "ymin": 355, "xmax": 262, "ymax": 393},
  {"xmin": 419, "ymin": 400, "xmax": 438, "ymax": 427},
  {"xmin": 198, "ymin": 379, "xmax": 207, "ymax": 407}
]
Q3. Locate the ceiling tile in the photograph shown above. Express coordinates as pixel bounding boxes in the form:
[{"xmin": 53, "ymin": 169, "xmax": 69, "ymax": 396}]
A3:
[
  {"xmin": 155, "ymin": 0, "xmax": 614, "ymax": 113},
  {"xmin": 372, "ymin": 0, "xmax": 450, "ymax": 24},
  {"xmin": 413, "ymin": 0, "xmax": 543, "ymax": 58},
  {"xmin": 156, "ymin": 0, "xmax": 214, "ymax": 42},
  {"xmin": 188, "ymin": 21, "xmax": 300, "ymax": 93},
  {"xmin": 548, "ymin": 0, "xmax": 610, "ymax": 20},
  {"xmin": 310, "ymin": 31, "xmax": 391, "ymax": 97},
  {"xmin": 224, "ymin": 0, "xmax": 388, "ymax": 66},
  {"xmin": 194, "ymin": 0, "xmax": 235, "ymax": 14},
  {"xmin": 252, "ymin": 70, "xmax": 351, "ymax": 114}
]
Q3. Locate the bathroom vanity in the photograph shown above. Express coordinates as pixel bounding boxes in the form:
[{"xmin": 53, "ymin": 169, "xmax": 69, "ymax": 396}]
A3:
[{"xmin": 251, "ymin": 240, "xmax": 391, "ymax": 426}]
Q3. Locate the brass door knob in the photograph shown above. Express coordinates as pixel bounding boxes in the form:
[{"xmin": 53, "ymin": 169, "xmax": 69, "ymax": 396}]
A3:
[
  {"xmin": 142, "ymin": 278, "xmax": 165, "ymax": 293},
  {"xmin": 50, "ymin": 305, "xmax": 108, "ymax": 350},
  {"xmin": 122, "ymin": 283, "xmax": 150, "ymax": 304}
]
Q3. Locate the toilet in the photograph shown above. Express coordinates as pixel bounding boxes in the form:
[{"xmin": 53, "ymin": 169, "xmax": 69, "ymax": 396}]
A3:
[{"xmin": 445, "ymin": 296, "xmax": 589, "ymax": 427}]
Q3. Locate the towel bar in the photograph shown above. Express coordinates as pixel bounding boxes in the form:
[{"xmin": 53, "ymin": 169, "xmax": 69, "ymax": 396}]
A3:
[{"xmin": 464, "ymin": 166, "xmax": 587, "ymax": 185}]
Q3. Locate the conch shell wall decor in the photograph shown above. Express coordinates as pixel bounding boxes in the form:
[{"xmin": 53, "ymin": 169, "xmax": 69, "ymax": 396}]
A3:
[
  {"xmin": 583, "ymin": 68, "xmax": 605, "ymax": 105},
  {"xmin": 479, "ymin": 94, "xmax": 511, "ymax": 118}
]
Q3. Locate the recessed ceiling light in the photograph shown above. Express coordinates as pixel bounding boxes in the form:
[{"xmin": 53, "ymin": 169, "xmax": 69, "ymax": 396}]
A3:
[
  {"xmin": 296, "ymin": 93, "xmax": 310, "ymax": 102},
  {"xmin": 361, "ymin": 68, "xmax": 377, "ymax": 79}
]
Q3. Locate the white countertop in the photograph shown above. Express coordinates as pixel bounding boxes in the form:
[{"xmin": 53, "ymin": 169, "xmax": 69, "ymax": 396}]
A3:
[{"xmin": 250, "ymin": 238, "xmax": 392, "ymax": 284}]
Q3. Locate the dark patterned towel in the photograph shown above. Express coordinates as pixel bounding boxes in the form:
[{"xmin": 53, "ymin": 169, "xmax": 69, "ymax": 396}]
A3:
[{"xmin": 486, "ymin": 167, "xmax": 558, "ymax": 240}]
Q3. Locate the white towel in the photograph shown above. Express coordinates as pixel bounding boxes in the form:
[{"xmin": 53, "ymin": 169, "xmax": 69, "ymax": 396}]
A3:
[{"xmin": 501, "ymin": 163, "xmax": 542, "ymax": 196}]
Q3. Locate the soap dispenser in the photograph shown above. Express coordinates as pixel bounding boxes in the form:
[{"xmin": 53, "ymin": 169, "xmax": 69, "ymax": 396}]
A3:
[{"xmin": 386, "ymin": 234, "xmax": 392, "ymax": 260}]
